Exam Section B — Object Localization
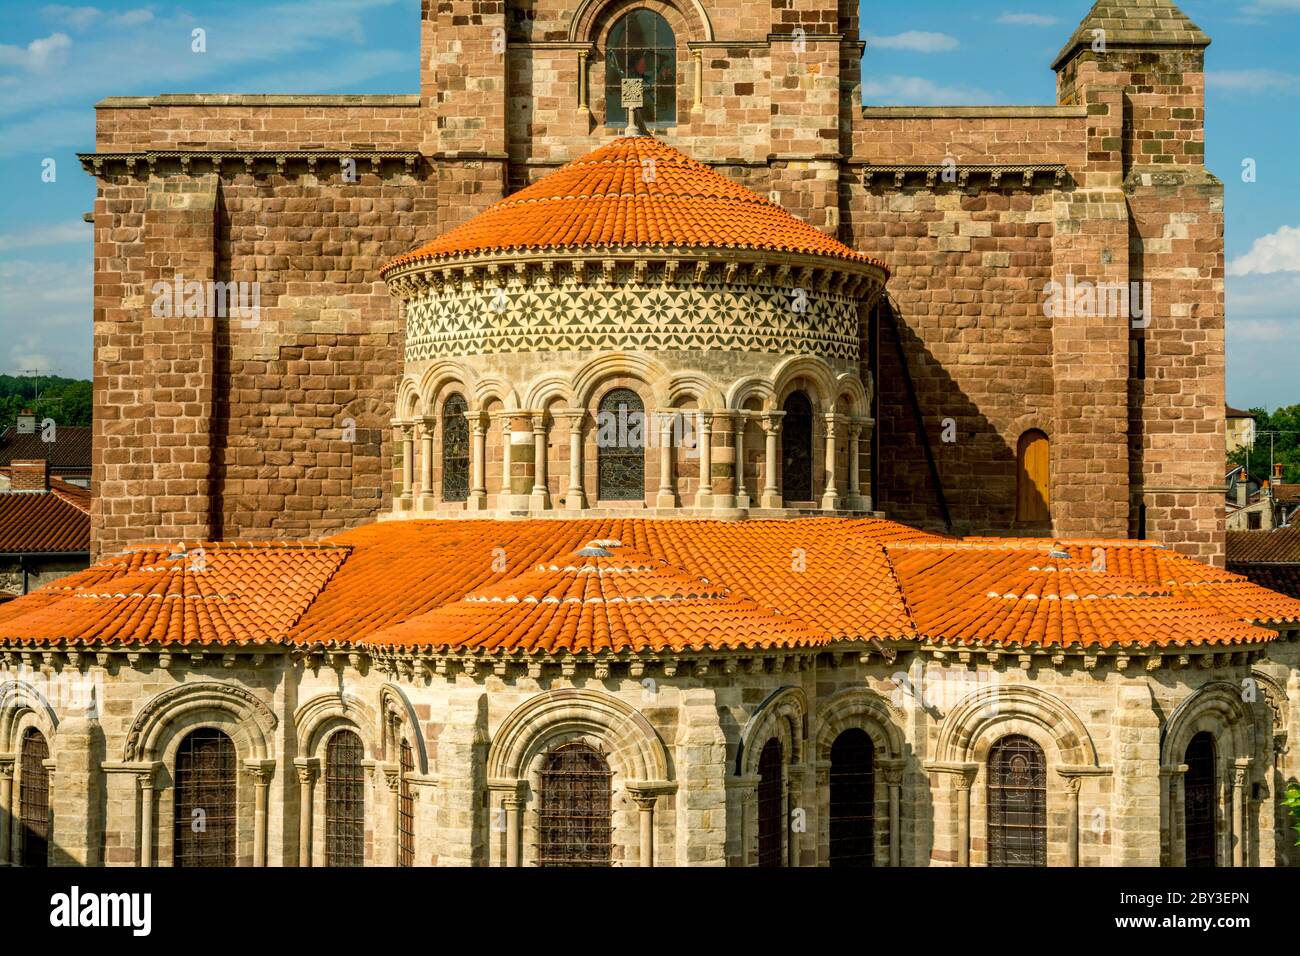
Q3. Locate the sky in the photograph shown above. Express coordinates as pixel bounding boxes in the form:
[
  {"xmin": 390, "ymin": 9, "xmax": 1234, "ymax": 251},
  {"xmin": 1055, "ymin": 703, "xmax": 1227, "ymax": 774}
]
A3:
[{"xmin": 0, "ymin": 0, "xmax": 1297, "ymax": 408}]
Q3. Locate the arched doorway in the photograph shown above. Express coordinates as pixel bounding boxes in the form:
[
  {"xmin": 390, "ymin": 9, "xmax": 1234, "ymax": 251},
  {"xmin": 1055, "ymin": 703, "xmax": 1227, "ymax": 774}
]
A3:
[
  {"xmin": 829, "ymin": 728, "xmax": 875, "ymax": 867},
  {"xmin": 1016, "ymin": 429, "xmax": 1050, "ymax": 523},
  {"xmin": 173, "ymin": 728, "xmax": 237, "ymax": 867},
  {"xmin": 1184, "ymin": 732, "xmax": 1217, "ymax": 868},
  {"xmin": 536, "ymin": 741, "xmax": 613, "ymax": 866},
  {"xmin": 987, "ymin": 734, "xmax": 1047, "ymax": 867},
  {"xmin": 781, "ymin": 392, "xmax": 814, "ymax": 502}
]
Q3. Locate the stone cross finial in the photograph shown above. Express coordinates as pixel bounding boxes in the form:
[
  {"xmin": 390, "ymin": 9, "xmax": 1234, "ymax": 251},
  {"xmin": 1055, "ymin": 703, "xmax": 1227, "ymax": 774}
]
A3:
[{"xmin": 621, "ymin": 78, "xmax": 645, "ymax": 137}]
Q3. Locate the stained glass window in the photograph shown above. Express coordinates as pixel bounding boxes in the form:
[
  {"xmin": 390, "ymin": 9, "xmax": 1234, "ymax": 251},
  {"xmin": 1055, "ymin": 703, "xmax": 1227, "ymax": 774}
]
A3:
[
  {"xmin": 442, "ymin": 394, "xmax": 470, "ymax": 502},
  {"xmin": 605, "ymin": 9, "xmax": 677, "ymax": 128}
]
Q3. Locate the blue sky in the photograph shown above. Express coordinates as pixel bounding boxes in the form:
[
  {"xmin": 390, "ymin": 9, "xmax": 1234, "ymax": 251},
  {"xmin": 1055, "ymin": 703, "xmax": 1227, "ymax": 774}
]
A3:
[{"xmin": 0, "ymin": 0, "xmax": 1296, "ymax": 408}]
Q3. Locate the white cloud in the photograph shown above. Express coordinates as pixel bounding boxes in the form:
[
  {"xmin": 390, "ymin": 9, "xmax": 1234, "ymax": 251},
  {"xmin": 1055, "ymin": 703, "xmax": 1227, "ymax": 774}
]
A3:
[
  {"xmin": 1228, "ymin": 225, "xmax": 1300, "ymax": 276},
  {"xmin": 867, "ymin": 31, "xmax": 960, "ymax": 53},
  {"xmin": 111, "ymin": 9, "xmax": 154, "ymax": 27},
  {"xmin": 40, "ymin": 6, "xmax": 102, "ymax": 31},
  {"xmin": 1206, "ymin": 69, "xmax": 1300, "ymax": 94},
  {"xmin": 0, "ymin": 222, "xmax": 89, "ymax": 252},
  {"xmin": 864, "ymin": 75, "xmax": 998, "ymax": 105},
  {"xmin": 996, "ymin": 13, "xmax": 1059, "ymax": 27},
  {"xmin": 0, "ymin": 258, "xmax": 91, "ymax": 377},
  {"xmin": 0, "ymin": 33, "xmax": 71, "ymax": 72}
]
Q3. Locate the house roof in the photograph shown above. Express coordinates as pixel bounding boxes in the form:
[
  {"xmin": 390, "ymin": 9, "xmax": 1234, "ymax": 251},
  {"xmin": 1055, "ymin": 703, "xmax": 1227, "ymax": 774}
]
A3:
[
  {"xmin": 1, "ymin": 518, "xmax": 1296, "ymax": 653},
  {"xmin": 0, "ymin": 425, "xmax": 92, "ymax": 472},
  {"xmin": 1225, "ymin": 405, "xmax": 1253, "ymax": 419},
  {"xmin": 0, "ymin": 478, "xmax": 91, "ymax": 554},
  {"xmin": 381, "ymin": 136, "xmax": 888, "ymax": 274},
  {"xmin": 1227, "ymin": 526, "xmax": 1300, "ymax": 564},
  {"xmin": 1052, "ymin": 0, "xmax": 1210, "ymax": 70}
]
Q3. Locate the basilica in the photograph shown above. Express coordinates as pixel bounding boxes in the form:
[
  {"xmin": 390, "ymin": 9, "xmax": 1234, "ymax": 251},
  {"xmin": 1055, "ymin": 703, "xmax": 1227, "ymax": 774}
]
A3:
[{"xmin": 1, "ymin": 0, "xmax": 1297, "ymax": 868}]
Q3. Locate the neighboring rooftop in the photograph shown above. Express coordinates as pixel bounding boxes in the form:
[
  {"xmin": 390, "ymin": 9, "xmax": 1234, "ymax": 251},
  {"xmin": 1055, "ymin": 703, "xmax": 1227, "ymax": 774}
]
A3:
[
  {"xmin": 0, "ymin": 475, "xmax": 91, "ymax": 554},
  {"xmin": 1, "ymin": 518, "xmax": 1296, "ymax": 652},
  {"xmin": 0, "ymin": 424, "xmax": 92, "ymax": 475}
]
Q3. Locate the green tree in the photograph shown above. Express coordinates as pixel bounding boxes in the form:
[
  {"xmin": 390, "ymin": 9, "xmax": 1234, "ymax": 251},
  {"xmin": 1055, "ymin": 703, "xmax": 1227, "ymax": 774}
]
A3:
[
  {"xmin": 1286, "ymin": 784, "xmax": 1300, "ymax": 847},
  {"xmin": 1227, "ymin": 404, "xmax": 1300, "ymax": 483},
  {"xmin": 0, "ymin": 376, "xmax": 92, "ymax": 430}
]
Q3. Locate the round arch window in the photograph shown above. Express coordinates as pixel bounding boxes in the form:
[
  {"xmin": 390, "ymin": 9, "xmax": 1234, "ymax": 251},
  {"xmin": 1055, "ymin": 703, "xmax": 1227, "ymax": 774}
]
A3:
[{"xmin": 605, "ymin": 9, "xmax": 677, "ymax": 128}]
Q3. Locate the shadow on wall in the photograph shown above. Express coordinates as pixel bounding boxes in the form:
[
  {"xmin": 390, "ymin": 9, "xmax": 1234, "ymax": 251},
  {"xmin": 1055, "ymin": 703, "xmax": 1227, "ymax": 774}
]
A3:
[{"xmin": 876, "ymin": 300, "xmax": 1052, "ymax": 537}]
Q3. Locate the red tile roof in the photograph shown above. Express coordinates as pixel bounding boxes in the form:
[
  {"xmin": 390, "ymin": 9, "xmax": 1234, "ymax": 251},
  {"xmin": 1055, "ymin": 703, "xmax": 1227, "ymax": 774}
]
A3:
[
  {"xmin": 381, "ymin": 136, "xmax": 888, "ymax": 274},
  {"xmin": 0, "ymin": 481, "xmax": 91, "ymax": 554},
  {"xmin": 1, "ymin": 519, "xmax": 1296, "ymax": 652}
]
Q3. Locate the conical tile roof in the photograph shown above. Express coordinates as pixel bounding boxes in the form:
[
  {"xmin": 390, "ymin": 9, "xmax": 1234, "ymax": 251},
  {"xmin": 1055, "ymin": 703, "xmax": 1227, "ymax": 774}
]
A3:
[{"xmin": 382, "ymin": 136, "xmax": 887, "ymax": 273}]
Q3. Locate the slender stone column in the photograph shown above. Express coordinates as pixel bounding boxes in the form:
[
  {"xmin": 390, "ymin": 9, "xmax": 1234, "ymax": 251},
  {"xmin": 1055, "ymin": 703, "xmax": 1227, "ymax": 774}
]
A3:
[
  {"xmin": 418, "ymin": 417, "xmax": 435, "ymax": 510},
  {"xmin": 847, "ymin": 422, "xmax": 862, "ymax": 506},
  {"xmin": 561, "ymin": 411, "xmax": 586, "ymax": 510},
  {"xmin": 530, "ymin": 414, "xmax": 550, "ymax": 510},
  {"xmin": 1065, "ymin": 776, "xmax": 1082, "ymax": 867},
  {"xmin": 695, "ymin": 411, "xmax": 713, "ymax": 508},
  {"xmin": 398, "ymin": 421, "xmax": 415, "ymax": 507},
  {"xmin": 760, "ymin": 413, "xmax": 783, "ymax": 509},
  {"xmin": 384, "ymin": 765, "xmax": 401, "ymax": 866},
  {"xmin": 821, "ymin": 414, "xmax": 841, "ymax": 511},
  {"xmin": 734, "ymin": 413, "xmax": 750, "ymax": 508},
  {"xmin": 880, "ymin": 758, "xmax": 904, "ymax": 867},
  {"xmin": 1169, "ymin": 765, "xmax": 1187, "ymax": 867},
  {"xmin": 656, "ymin": 411, "xmax": 676, "ymax": 508},
  {"xmin": 577, "ymin": 52, "xmax": 590, "ymax": 113},
  {"xmin": 692, "ymin": 50, "xmax": 703, "ymax": 111},
  {"xmin": 468, "ymin": 415, "xmax": 488, "ymax": 510},
  {"xmin": 138, "ymin": 769, "xmax": 155, "ymax": 868},
  {"xmin": 629, "ymin": 791, "xmax": 657, "ymax": 867},
  {"xmin": 295, "ymin": 759, "xmax": 318, "ymax": 867},
  {"xmin": 503, "ymin": 794, "xmax": 522, "ymax": 868},
  {"xmin": 1232, "ymin": 759, "xmax": 1251, "ymax": 867},
  {"xmin": 247, "ymin": 761, "xmax": 274, "ymax": 867},
  {"xmin": 0, "ymin": 758, "xmax": 13, "ymax": 865}
]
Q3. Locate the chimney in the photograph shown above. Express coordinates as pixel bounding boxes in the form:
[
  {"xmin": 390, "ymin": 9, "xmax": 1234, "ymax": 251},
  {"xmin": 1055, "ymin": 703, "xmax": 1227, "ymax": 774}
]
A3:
[
  {"xmin": 9, "ymin": 459, "xmax": 49, "ymax": 491},
  {"xmin": 1236, "ymin": 478, "xmax": 1247, "ymax": 509},
  {"xmin": 15, "ymin": 409, "xmax": 36, "ymax": 434},
  {"xmin": 1274, "ymin": 463, "xmax": 1285, "ymax": 481}
]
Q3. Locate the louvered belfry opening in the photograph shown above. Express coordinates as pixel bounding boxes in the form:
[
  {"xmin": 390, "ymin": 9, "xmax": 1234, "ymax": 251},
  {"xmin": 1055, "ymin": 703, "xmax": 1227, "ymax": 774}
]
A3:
[
  {"xmin": 325, "ymin": 730, "xmax": 365, "ymax": 867},
  {"xmin": 757, "ymin": 738, "xmax": 784, "ymax": 867},
  {"xmin": 596, "ymin": 388, "xmax": 646, "ymax": 501},
  {"xmin": 829, "ymin": 729, "xmax": 875, "ymax": 868},
  {"xmin": 1184, "ymin": 732, "xmax": 1218, "ymax": 868},
  {"xmin": 781, "ymin": 392, "xmax": 814, "ymax": 502},
  {"xmin": 987, "ymin": 735, "xmax": 1047, "ymax": 867},
  {"xmin": 173, "ymin": 728, "xmax": 237, "ymax": 867},
  {"xmin": 398, "ymin": 738, "xmax": 415, "ymax": 867},
  {"xmin": 19, "ymin": 728, "xmax": 50, "ymax": 867},
  {"xmin": 536, "ymin": 741, "xmax": 613, "ymax": 867}
]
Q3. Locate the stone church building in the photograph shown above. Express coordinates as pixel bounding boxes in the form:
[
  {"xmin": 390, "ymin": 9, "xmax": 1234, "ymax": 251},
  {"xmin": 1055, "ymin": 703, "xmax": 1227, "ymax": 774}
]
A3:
[{"xmin": 0, "ymin": 0, "xmax": 1297, "ymax": 868}]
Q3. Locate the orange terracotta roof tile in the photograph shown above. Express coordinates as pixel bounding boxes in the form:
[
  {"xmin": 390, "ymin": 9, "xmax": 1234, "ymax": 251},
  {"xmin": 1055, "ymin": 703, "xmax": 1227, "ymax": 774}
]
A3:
[
  {"xmin": 1, "ymin": 520, "xmax": 1295, "ymax": 652},
  {"xmin": 381, "ymin": 137, "xmax": 888, "ymax": 274}
]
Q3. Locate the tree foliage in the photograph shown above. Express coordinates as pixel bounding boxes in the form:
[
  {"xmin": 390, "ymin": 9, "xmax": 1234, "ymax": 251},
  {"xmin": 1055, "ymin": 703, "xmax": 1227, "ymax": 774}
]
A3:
[
  {"xmin": 1226, "ymin": 404, "xmax": 1300, "ymax": 483},
  {"xmin": 1286, "ymin": 784, "xmax": 1300, "ymax": 847},
  {"xmin": 0, "ymin": 375, "xmax": 92, "ymax": 430}
]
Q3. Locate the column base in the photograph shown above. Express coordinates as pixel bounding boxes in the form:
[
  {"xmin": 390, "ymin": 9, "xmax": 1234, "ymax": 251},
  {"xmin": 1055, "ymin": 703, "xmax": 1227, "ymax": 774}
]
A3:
[
  {"xmin": 655, "ymin": 492, "xmax": 678, "ymax": 509},
  {"xmin": 565, "ymin": 491, "xmax": 586, "ymax": 511},
  {"xmin": 466, "ymin": 492, "xmax": 488, "ymax": 511},
  {"xmin": 529, "ymin": 490, "xmax": 551, "ymax": 511},
  {"xmin": 822, "ymin": 493, "xmax": 842, "ymax": 511},
  {"xmin": 760, "ymin": 491, "xmax": 782, "ymax": 510},
  {"xmin": 695, "ymin": 492, "xmax": 714, "ymax": 509}
]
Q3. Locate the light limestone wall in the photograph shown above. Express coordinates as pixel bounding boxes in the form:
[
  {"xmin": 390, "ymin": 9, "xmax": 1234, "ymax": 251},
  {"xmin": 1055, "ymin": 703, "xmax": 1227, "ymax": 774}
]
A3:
[{"xmin": 3, "ymin": 640, "xmax": 1289, "ymax": 867}]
